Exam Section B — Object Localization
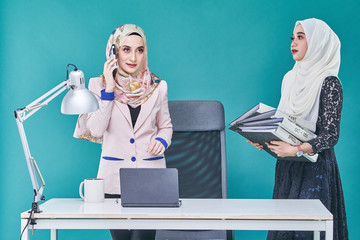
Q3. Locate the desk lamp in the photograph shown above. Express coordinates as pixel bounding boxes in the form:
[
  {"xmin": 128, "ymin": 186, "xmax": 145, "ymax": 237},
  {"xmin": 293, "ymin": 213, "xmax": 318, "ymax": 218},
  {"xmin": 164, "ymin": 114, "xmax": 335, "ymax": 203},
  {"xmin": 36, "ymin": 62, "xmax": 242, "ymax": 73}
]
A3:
[{"xmin": 14, "ymin": 64, "xmax": 99, "ymax": 215}]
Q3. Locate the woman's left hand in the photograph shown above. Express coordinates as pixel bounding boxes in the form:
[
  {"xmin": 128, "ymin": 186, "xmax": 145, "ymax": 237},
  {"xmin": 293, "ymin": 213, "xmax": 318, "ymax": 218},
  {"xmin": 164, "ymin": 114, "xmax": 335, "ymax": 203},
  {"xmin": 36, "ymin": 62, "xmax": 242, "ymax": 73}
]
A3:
[
  {"xmin": 265, "ymin": 141, "xmax": 297, "ymax": 157},
  {"xmin": 147, "ymin": 140, "xmax": 165, "ymax": 155}
]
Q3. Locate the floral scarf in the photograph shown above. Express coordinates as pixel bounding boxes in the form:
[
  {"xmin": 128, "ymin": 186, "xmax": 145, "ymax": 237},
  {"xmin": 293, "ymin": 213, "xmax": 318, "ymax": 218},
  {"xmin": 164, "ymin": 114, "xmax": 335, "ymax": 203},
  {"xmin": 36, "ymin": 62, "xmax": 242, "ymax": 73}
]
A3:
[
  {"xmin": 73, "ymin": 24, "xmax": 161, "ymax": 144},
  {"xmin": 105, "ymin": 24, "xmax": 160, "ymax": 108}
]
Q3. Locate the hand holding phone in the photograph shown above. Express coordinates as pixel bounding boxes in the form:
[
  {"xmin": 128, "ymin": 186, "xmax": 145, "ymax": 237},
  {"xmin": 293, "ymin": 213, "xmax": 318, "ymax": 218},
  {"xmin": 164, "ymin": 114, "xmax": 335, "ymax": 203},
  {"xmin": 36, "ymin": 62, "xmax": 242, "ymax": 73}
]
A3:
[
  {"xmin": 109, "ymin": 44, "xmax": 118, "ymax": 78},
  {"xmin": 103, "ymin": 45, "xmax": 118, "ymax": 92}
]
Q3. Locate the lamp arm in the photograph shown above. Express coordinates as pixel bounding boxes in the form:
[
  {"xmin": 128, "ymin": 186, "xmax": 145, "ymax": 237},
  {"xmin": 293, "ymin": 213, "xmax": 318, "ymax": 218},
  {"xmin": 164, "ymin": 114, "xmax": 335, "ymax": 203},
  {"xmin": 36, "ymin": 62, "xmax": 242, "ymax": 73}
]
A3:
[
  {"xmin": 14, "ymin": 80, "xmax": 69, "ymax": 212},
  {"xmin": 15, "ymin": 118, "xmax": 44, "ymax": 204},
  {"xmin": 16, "ymin": 81, "xmax": 68, "ymax": 122}
]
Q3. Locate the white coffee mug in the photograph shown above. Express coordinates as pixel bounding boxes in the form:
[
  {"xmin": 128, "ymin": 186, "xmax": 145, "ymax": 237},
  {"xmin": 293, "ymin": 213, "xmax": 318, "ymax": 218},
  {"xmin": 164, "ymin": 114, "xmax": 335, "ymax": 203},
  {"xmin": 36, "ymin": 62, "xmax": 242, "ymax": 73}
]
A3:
[{"xmin": 79, "ymin": 178, "xmax": 104, "ymax": 203}]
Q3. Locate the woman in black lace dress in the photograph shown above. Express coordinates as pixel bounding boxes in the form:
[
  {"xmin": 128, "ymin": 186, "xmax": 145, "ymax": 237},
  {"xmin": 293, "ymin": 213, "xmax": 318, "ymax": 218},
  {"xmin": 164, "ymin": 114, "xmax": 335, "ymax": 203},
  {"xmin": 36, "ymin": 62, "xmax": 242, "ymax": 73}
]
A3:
[{"xmin": 249, "ymin": 18, "xmax": 348, "ymax": 240}]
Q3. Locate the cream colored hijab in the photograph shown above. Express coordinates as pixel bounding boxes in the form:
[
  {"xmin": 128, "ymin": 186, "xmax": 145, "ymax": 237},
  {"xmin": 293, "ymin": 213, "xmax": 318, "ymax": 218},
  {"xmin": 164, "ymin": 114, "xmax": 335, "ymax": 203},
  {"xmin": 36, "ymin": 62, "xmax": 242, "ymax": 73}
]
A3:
[
  {"xmin": 276, "ymin": 18, "xmax": 341, "ymax": 132},
  {"xmin": 105, "ymin": 24, "xmax": 159, "ymax": 108}
]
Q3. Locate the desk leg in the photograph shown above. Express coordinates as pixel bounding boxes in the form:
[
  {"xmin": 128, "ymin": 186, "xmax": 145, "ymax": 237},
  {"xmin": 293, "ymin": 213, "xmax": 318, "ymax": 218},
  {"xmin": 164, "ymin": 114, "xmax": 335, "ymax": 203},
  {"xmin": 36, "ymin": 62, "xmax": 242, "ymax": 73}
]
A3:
[
  {"xmin": 21, "ymin": 219, "xmax": 29, "ymax": 240},
  {"xmin": 51, "ymin": 229, "xmax": 58, "ymax": 240},
  {"xmin": 314, "ymin": 231, "xmax": 320, "ymax": 240},
  {"xmin": 325, "ymin": 220, "xmax": 333, "ymax": 240}
]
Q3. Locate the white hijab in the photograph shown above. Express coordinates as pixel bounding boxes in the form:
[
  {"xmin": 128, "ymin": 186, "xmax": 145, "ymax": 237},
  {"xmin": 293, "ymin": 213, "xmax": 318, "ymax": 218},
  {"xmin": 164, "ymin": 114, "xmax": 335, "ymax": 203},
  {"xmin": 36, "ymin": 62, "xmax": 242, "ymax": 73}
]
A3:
[{"xmin": 276, "ymin": 18, "xmax": 341, "ymax": 132}]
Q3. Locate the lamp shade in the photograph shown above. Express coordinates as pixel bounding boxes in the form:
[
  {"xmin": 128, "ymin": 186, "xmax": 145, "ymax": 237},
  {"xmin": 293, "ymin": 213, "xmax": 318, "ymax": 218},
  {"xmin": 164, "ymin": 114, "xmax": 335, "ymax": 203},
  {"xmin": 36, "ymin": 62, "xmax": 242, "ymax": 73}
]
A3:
[
  {"xmin": 61, "ymin": 70, "xmax": 99, "ymax": 114},
  {"xmin": 61, "ymin": 89, "xmax": 99, "ymax": 114}
]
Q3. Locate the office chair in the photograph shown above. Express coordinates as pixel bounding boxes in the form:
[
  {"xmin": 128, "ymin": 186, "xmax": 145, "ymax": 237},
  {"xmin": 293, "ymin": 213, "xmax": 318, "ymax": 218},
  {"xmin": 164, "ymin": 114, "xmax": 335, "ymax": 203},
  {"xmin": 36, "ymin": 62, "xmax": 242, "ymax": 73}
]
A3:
[{"xmin": 156, "ymin": 100, "xmax": 233, "ymax": 240}]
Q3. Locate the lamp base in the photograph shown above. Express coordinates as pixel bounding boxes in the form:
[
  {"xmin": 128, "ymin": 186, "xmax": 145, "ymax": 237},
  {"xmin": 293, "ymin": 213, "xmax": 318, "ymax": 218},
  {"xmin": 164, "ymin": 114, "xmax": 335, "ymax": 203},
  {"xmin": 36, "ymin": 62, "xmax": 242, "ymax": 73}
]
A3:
[
  {"xmin": 29, "ymin": 196, "xmax": 45, "ymax": 225},
  {"xmin": 29, "ymin": 202, "xmax": 41, "ymax": 226},
  {"xmin": 31, "ymin": 202, "xmax": 42, "ymax": 214}
]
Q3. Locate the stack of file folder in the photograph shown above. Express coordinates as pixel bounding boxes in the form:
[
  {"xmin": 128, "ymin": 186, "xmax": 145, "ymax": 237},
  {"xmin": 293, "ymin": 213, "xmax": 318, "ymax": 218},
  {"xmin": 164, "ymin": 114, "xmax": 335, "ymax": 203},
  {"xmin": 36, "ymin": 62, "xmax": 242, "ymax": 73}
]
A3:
[{"xmin": 229, "ymin": 103, "xmax": 318, "ymax": 162}]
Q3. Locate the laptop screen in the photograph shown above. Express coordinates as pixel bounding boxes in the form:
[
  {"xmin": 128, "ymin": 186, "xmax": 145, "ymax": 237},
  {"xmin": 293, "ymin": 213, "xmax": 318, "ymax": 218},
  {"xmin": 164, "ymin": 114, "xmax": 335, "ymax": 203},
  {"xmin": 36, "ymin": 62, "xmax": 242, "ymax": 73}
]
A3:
[{"xmin": 120, "ymin": 168, "xmax": 181, "ymax": 207}]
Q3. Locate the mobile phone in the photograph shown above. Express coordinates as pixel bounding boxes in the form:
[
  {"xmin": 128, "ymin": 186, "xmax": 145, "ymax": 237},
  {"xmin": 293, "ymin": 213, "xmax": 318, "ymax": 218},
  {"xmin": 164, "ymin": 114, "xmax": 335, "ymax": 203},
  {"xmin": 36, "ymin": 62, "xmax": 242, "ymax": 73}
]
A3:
[{"xmin": 109, "ymin": 44, "xmax": 118, "ymax": 78}]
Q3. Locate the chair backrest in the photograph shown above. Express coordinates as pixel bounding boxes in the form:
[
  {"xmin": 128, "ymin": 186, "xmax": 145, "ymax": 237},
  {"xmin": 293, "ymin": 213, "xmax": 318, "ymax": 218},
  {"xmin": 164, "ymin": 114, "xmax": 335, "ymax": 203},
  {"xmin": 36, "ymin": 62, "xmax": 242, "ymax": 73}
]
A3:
[
  {"xmin": 165, "ymin": 100, "xmax": 227, "ymax": 198},
  {"xmin": 157, "ymin": 100, "xmax": 232, "ymax": 240}
]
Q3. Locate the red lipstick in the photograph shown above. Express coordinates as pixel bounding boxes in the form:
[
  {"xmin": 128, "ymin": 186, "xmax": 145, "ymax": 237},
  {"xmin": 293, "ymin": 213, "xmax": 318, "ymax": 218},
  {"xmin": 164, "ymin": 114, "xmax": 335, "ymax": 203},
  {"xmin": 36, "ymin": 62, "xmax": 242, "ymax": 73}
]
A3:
[{"xmin": 126, "ymin": 63, "xmax": 137, "ymax": 68}]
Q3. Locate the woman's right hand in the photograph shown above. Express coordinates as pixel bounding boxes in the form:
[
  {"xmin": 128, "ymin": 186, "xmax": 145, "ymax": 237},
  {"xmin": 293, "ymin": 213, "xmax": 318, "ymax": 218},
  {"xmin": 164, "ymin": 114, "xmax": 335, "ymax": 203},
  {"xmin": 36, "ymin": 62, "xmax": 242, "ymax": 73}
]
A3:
[
  {"xmin": 103, "ymin": 57, "xmax": 118, "ymax": 92},
  {"xmin": 246, "ymin": 139, "xmax": 263, "ymax": 151}
]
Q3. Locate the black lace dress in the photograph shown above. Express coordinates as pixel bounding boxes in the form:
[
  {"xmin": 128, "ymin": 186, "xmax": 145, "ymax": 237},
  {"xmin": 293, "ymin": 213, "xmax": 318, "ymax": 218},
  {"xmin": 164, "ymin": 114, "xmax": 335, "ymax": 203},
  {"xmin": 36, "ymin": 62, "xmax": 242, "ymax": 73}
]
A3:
[{"xmin": 267, "ymin": 76, "xmax": 348, "ymax": 240}]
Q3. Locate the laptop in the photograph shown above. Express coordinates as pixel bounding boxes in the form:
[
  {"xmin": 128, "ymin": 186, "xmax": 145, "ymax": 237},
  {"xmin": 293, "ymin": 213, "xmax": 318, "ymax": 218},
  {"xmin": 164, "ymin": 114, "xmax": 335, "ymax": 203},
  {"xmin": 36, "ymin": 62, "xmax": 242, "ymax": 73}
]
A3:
[{"xmin": 120, "ymin": 168, "xmax": 182, "ymax": 207}]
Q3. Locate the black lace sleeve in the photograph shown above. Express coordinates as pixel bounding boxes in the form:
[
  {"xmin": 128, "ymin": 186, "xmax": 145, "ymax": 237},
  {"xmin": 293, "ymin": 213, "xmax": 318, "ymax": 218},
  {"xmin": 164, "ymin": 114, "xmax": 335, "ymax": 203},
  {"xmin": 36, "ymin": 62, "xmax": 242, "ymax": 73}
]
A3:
[{"xmin": 307, "ymin": 76, "xmax": 343, "ymax": 154}]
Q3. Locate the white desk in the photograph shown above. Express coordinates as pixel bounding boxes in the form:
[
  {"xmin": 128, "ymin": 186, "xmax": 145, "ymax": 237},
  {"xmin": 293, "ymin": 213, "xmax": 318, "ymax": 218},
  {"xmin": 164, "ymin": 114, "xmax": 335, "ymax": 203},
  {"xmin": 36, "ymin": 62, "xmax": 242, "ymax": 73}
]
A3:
[{"xmin": 21, "ymin": 198, "xmax": 333, "ymax": 240}]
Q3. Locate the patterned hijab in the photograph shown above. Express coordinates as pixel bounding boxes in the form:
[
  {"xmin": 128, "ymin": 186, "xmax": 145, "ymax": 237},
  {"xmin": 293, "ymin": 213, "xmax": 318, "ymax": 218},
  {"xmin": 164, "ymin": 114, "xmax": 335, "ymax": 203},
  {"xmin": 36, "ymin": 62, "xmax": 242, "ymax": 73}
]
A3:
[
  {"xmin": 276, "ymin": 18, "xmax": 341, "ymax": 131},
  {"xmin": 73, "ymin": 24, "xmax": 161, "ymax": 144},
  {"xmin": 105, "ymin": 24, "xmax": 160, "ymax": 108}
]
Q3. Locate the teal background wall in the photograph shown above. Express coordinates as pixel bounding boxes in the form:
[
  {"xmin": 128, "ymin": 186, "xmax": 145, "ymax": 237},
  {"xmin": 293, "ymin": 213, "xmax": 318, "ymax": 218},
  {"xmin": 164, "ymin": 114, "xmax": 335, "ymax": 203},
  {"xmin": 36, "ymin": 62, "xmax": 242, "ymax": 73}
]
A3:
[{"xmin": 1, "ymin": 0, "xmax": 359, "ymax": 239}]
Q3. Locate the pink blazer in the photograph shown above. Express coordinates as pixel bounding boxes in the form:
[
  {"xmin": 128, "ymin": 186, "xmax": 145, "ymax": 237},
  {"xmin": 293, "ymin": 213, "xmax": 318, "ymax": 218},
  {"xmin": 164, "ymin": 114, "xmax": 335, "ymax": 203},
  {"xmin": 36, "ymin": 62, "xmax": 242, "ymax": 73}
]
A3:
[{"xmin": 77, "ymin": 76, "xmax": 173, "ymax": 194}]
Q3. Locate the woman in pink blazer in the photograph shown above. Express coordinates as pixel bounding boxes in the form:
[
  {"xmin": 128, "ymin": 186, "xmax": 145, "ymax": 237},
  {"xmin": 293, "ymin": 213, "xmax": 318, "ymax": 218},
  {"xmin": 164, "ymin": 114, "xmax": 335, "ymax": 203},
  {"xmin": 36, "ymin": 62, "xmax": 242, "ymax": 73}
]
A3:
[{"xmin": 74, "ymin": 24, "xmax": 172, "ymax": 240}]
